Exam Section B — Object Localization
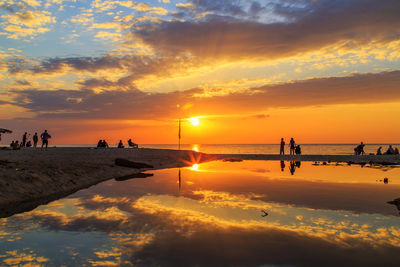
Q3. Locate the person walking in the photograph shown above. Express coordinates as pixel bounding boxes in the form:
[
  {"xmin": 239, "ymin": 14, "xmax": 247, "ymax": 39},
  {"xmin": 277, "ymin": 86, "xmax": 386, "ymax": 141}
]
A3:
[
  {"xmin": 289, "ymin": 138, "xmax": 296, "ymax": 155},
  {"xmin": 280, "ymin": 138, "xmax": 285, "ymax": 155},
  {"xmin": 40, "ymin": 130, "xmax": 51, "ymax": 149},
  {"xmin": 33, "ymin": 132, "xmax": 38, "ymax": 148}
]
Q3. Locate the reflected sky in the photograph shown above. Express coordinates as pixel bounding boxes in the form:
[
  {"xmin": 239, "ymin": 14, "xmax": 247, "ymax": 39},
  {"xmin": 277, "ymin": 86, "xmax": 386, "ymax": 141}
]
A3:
[{"xmin": 1, "ymin": 161, "xmax": 400, "ymax": 266}]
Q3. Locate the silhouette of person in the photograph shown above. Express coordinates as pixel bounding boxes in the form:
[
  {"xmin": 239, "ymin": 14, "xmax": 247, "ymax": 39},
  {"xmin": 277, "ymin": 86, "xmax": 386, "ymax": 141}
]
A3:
[
  {"xmin": 290, "ymin": 161, "xmax": 296, "ymax": 175},
  {"xmin": 22, "ymin": 132, "xmax": 27, "ymax": 147},
  {"xmin": 377, "ymin": 146, "xmax": 382, "ymax": 155},
  {"xmin": 33, "ymin": 133, "xmax": 38, "ymax": 148},
  {"xmin": 354, "ymin": 142, "xmax": 365, "ymax": 155},
  {"xmin": 385, "ymin": 145, "xmax": 394, "ymax": 155},
  {"xmin": 280, "ymin": 138, "xmax": 285, "ymax": 155},
  {"xmin": 40, "ymin": 130, "xmax": 51, "ymax": 149},
  {"xmin": 280, "ymin": 160, "xmax": 285, "ymax": 172},
  {"xmin": 118, "ymin": 140, "xmax": 124, "ymax": 148},
  {"xmin": 289, "ymin": 138, "xmax": 296, "ymax": 155}
]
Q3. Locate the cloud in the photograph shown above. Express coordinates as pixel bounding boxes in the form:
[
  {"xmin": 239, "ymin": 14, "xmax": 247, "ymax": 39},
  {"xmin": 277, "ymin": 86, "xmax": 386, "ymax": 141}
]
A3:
[
  {"xmin": 1, "ymin": 10, "xmax": 55, "ymax": 27},
  {"xmin": 135, "ymin": 0, "xmax": 400, "ymax": 60},
  {"xmin": 6, "ymin": 71, "xmax": 400, "ymax": 120}
]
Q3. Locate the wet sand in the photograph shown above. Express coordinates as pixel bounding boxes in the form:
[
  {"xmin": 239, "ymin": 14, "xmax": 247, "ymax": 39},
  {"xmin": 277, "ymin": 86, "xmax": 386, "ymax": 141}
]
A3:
[
  {"xmin": 0, "ymin": 147, "xmax": 216, "ymax": 217},
  {"xmin": 0, "ymin": 147, "xmax": 399, "ymax": 217}
]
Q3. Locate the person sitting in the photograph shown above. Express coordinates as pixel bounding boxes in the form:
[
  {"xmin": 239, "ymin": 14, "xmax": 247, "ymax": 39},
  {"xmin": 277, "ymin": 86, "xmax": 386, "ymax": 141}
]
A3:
[
  {"xmin": 385, "ymin": 145, "xmax": 394, "ymax": 155},
  {"xmin": 102, "ymin": 140, "xmax": 109, "ymax": 148},
  {"xmin": 377, "ymin": 146, "xmax": 382, "ymax": 155},
  {"xmin": 394, "ymin": 147, "xmax": 399, "ymax": 155},
  {"xmin": 118, "ymin": 140, "xmax": 124, "ymax": 148},
  {"xmin": 295, "ymin": 145, "xmax": 301, "ymax": 155},
  {"xmin": 26, "ymin": 140, "xmax": 32, "ymax": 147},
  {"xmin": 12, "ymin": 140, "xmax": 20, "ymax": 150},
  {"xmin": 10, "ymin": 141, "xmax": 14, "ymax": 148},
  {"xmin": 127, "ymin": 138, "xmax": 138, "ymax": 148},
  {"xmin": 354, "ymin": 142, "xmax": 365, "ymax": 155},
  {"xmin": 97, "ymin": 139, "xmax": 102, "ymax": 148}
]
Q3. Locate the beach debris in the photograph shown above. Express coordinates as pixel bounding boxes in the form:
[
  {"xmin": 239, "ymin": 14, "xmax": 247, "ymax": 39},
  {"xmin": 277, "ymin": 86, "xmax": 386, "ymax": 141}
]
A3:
[
  {"xmin": 115, "ymin": 172, "xmax": 154, "ymax": 181},
  {"xmin": 115, "ymin": 158, "xmax": 154, "ymax": 169},
  {"xmin": 261, "ymin": 209, "xmax": 269, "ymax": 217},
  {"xmin": 387, "ymin": 198, "xmax": 400, "ymax": 215},
  {"xmin": 222, "ymin": 158, "xmax": 243, "ymax": 162}
]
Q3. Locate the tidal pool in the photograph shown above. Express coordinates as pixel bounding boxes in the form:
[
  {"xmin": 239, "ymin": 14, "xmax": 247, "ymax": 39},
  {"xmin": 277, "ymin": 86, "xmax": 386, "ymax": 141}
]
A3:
[{"xmin": 1, "ymin": 160, "xmax": 400, "ymax": 266}]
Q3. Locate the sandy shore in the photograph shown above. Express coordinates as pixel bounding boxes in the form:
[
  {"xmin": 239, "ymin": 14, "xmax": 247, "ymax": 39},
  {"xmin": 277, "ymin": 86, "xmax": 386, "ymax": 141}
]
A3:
[
  {"xmin": 1, "ymin": 147, "xmax": 399, "ymax": 218},
  {"xmin": 0, "ymin": 147, "xmax": 217, "ymax": 218}
]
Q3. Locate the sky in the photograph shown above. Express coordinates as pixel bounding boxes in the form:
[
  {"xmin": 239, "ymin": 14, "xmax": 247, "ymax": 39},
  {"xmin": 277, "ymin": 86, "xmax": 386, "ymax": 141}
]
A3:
[{"xmin": 1, "ymin": 0, "xmax": 400, "ymax": 145}]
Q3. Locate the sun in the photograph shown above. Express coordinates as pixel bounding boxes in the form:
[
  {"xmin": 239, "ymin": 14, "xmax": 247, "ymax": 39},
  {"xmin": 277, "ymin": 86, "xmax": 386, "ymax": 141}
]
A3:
[{"xmin": 188, "ymin": 117, "xmax": 200, "ymax": 126}]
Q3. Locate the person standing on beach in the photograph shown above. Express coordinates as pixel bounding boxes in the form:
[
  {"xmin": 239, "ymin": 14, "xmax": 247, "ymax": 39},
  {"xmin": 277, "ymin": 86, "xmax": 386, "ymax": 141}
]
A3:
[
  {"xmin": 289, "ymin": 138, "xmax": 296, "ymax": 155},
  {"xmin": 280, "ymin": 138, "xmax": 285, "ymax": 155},
  {"xmin": 22, "ymin": 132, "xmax": 27, "ymax": 147},
  {"xmin": 33, "ymin": 133, "xmax": 38, "ymax": 148},
  {"xmin": 40, "ymin": 130, "xmax": 51, "ymax": 149}
]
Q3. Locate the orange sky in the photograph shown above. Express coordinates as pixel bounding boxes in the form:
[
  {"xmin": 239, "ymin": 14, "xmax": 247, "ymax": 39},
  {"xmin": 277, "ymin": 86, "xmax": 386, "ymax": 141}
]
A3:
[{"xmin": 1, "ymin": 0, "xmax": 400, "ymax": 144}]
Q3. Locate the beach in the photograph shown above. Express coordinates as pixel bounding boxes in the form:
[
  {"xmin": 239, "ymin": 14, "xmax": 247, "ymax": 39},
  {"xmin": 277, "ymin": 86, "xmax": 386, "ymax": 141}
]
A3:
[
  {"xmin": 0, "ymin": 147, "xmax": 217, "ymax": 218},
  {"xmin": 1, "ymin": 147, "xmax": 400, "ymax": 218}
]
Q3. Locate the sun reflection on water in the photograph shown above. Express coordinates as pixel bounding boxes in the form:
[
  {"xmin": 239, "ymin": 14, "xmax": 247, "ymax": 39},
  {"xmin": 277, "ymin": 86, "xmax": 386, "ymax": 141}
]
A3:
[{"xmin": 192, "ymin": 145, "xmax": 199, "ymax": 152}]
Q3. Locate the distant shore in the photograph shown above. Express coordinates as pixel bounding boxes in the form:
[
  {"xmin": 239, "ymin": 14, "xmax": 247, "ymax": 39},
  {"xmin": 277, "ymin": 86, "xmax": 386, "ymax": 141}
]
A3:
[{"xmin": 1, "ymin": 147, "xmax": 399, "ymax": 218}]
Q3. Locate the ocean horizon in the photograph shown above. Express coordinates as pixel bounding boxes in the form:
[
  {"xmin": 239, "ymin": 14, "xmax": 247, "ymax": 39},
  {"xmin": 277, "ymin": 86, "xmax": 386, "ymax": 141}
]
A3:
[{"xmin": 49, "ymin": 143, "xmax": 400, "ymax": 155}]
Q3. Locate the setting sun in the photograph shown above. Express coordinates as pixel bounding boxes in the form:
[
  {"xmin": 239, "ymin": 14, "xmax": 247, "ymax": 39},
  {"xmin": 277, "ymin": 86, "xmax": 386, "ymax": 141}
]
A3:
[{"xmin": 188, "ymin": 117, "xmax": 200, "ymax": 126}]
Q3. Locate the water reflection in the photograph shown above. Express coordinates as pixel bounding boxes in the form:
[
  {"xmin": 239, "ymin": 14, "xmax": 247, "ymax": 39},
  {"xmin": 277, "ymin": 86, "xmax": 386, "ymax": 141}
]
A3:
[{"xmin": 1, "ymin": 160, "xmax": 400, "ymax": 265}]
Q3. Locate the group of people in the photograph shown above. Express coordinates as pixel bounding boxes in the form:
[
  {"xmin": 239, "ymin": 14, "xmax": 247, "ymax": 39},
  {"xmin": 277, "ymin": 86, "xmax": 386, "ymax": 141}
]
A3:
[
  {"xmin": 96, "ymin": 140, "xmax": 109, "ymax": 148},
  {"xmin": 377, "ymin": 145, "xmax": 399, "ymax": 155},
  {"xmin": 96, "ymin": 138, "xmax": 138, "ymax": 149},
  {"xmin": 280, "ymin": 138, "xmax": 301, "ymax": 155},
  {"xmin": 9, "ymin": 130, "xmax": 51, "ymax": 150},
  {"xmin": 354, "ymin": 142, "xmax": 399, "ymax": 155},
  {"xmin": 118, "ymin": 139, "xmax": 138, "ymax": 148}
]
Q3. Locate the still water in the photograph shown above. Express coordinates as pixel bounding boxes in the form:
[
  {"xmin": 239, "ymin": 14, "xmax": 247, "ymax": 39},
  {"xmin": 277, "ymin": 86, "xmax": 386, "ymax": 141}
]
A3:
[{"xmin": 1, "ymin": 161, "xmax": 400, "ymax": 266}]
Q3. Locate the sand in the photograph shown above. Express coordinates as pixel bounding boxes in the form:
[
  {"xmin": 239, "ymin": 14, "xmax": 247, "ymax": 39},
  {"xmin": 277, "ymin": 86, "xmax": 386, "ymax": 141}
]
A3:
[
  {"xmin": 1, "ymin": 147, "xmax": 399, "ymax": 218},
  {"xmin": 0, "ymin": 147, "xmax": 217, "ymax": 218}
]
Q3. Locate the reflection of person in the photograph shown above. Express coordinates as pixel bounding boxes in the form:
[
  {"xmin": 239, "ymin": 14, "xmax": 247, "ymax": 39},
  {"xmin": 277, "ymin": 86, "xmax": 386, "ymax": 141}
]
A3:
[
  {"xmin": 40, "ymin": 130, "xmax": 51, "ymax": 149},
  {"xmin": 295, "ymin": 161, "xmax": 301, "ymax": 168},
  {"xmin": 280, "ymin": 160, "xmax": 285, "ymax": 172},
  {"xmin": 280, "ymin": 138, "xmax": 285, "ymax": 155},
  {"xmin": 290, "ymin": 161, "xmax": 296, "ymax": 175}
]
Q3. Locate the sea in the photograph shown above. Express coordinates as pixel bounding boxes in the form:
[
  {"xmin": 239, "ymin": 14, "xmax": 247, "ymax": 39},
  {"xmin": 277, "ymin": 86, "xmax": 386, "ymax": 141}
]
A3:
[{"xmin": 53, "ymin": 143, "xmax": 398, "ymax": 155}]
